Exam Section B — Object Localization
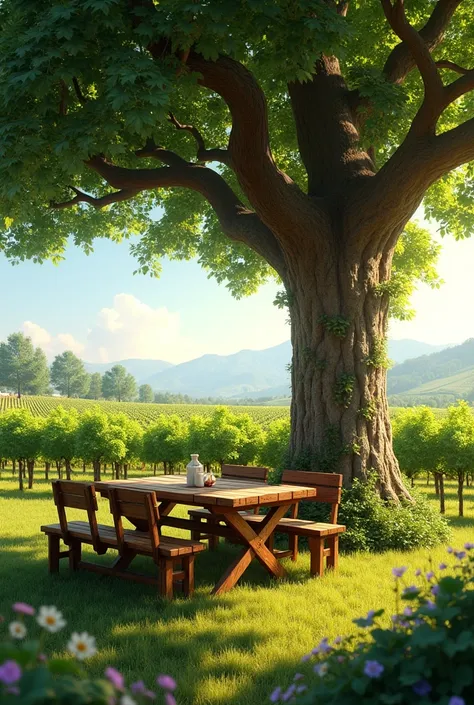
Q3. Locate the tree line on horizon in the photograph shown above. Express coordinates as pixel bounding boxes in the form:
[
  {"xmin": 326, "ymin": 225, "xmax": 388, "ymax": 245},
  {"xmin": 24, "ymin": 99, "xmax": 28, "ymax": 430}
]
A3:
[{"xmin": 0, "ymin": 331, "xmax": 290, "ymax": 407}]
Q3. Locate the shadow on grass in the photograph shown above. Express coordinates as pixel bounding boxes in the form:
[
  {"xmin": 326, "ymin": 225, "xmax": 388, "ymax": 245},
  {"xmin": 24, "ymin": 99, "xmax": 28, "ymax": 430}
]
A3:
[{"xmin": 0, "ymin": 488, "xmax": 54, "ymax": 501}]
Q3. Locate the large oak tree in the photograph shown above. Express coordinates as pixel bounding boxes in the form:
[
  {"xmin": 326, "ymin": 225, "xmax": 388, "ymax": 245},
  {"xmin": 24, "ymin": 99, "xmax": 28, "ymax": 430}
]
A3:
[{"xmin": 1, "ymin": 0, "xmax": 473, "ymax": 498}]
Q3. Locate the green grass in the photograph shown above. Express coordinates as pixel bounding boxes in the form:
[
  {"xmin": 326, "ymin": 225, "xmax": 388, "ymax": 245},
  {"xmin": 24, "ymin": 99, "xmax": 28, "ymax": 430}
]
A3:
[{"xmin": 1, "ymin": 471, "xmax": 473, "ymax": 705}]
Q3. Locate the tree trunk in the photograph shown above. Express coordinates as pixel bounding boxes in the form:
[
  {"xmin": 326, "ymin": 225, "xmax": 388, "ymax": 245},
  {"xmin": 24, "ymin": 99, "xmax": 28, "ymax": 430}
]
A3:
[
  {"xmin": 27, "ymin": 459, "xmax": 34, "ymax": 489},
  {"xmin": 93, "ymin": 460, "xmax": 101, "ymax": 482},
  {"xmin": 457, "ymin": 471, "xmax": 465, "ymax": 517},
  {"xmin": 438, "ymin": 473, "xmax": 445, "ymax": 515},
  {"xmin": 434, "ymin": 473, "xmax": 440, "ymax": 496},
  {"xmin": 65, "ymin": 459, "xmax": 72, "ymax": 481},
  {"xmin": 55, "ymin": 460, "xmax": 62, "ymax": 479},
  {"xmin": 12, "ymin": 459, "xmax": 16, "ymax": 476},
  {"xmin": 82, "ymin": 461, "xmax": 86, "ymax": 474},
  {"xmin": 123, "ymin": 463, "xmax": 128, "ymax": 479},
  {"xmin": 114, "ymin": 461, "xmax": 121, "ymax": 480},
  {"xmin": 287, "ymin": 249, "xmax": 410, "ymax": 501},
  {"xmin": 45, "ymin": 461, "xmax": 50, "ymax": 480},
  {"xmin": 18, "ymin": 459, "xmax": 23, "ymax": 491}
]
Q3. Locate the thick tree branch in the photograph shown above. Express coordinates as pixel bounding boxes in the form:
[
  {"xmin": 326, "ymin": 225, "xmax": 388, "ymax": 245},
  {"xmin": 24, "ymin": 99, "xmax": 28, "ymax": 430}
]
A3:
[
  {"xmin": 167, "ymin": 112, "xmax": 232, "ymax": 166},
  {"xmin": 382, "ymin": 0, "xmax": 444, "ymax": 134},
  {"xmin": 53, "ymin": 156, "xmax": 286, "ymax": 276},
  {"xmin": 72, "ymin": 77, "xmax": 87, "ymax": 105},
  {"xmin": 443, "ymin": 69, "xmax": 474, "ymax": 106},
  {"xmin": 383, "ymin": 0, "xmax": 463, "ymax": 85},
  {"xmin": 134, "ymin": 140, "xmax": 188, "ymax": 167},
  {"xmin": 431, "ymin": 117, "xmax": 474, "ymax": 173}
]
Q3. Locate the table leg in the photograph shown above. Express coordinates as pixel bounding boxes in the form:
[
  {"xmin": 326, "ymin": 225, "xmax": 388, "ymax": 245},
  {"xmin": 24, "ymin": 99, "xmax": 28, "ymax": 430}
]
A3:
[{"xmin": 211, "ymin": 504, "xmax": 289, "ymax": 595}]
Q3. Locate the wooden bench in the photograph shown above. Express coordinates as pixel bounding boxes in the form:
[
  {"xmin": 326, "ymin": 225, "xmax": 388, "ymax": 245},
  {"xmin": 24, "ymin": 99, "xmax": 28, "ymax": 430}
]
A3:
[
  {"xmin": 244, "ymin": 470, "xmax": 345, "ymax": 576},
  {"xmin": 187, "ymin": 465, "xmax": 269, "ymax": 549},
  {"xmin": 40, "ymin": 481, "xmax": 205, "ymax": 598}
]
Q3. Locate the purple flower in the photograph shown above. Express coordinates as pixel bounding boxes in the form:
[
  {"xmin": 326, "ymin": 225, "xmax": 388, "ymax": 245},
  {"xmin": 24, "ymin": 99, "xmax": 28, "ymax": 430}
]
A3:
[
  {"xmin": 431, "ymin": 585, "xmax": 440, "ymax": 596},
  {"xmin": 464, "ymin": 542, "xmax": 474, "ymax": 550},
  {"xmin": 425, "ymin": 600, "xmax": 436, "ymax": 611},
  {"xmin": 403, "ymin": 607, "xmax": 413, "ymax": 617},
  {"xmin": 415, "ymin": 569, "xmax": 422, "ymax": 577},
  {"xmin": 293, "ymin": 673, "xmax": 304, "ymax": 681},
  {"xmin": 300, "ymin": 653, "xmax": 311, "ymax": 662},
  {"xmin": 455, "ymin": 551, "xmax": 466, "ymax": 560},
  {"xmin": 105, "ymin": 667, "xmax": 124, "ymax": 690},
  {"xmin": 164, "ymin": 694, "xmax": 176, "ymax": 705},
  {"xmin": 448, "ymin": 698, "xmax": 465, "ymax": 705},
  {"xmin": 413, "ymin": 680, "xmax": 432, "ymax": 697},
  {"xmin": 439, "ymin": 563, "xmax": 448, "ymax": 570},
  {"xmin": 363, "ymin": 661, "xmax": 384, "ymax": 679},
  {"xmin": 337, "ymin": 655, "xmax": 345, "ymax": 663},
  {"xmin": 312, "ymin": 637, "xmax": 331, "ymax": 655},
  {"xmin": 12, "ymin": 602, "xmax": 35, "ymax": 616},
  {"xmin": 402, "ymin": 585, "xmax": 419, "ymax": 596},
  {"xmin": 281, "ymin": 684, "xmax": 296, "ymax": 702},
  {"xmin": 447, "ymin": 546, "xmax": 454, "ymax": 554},
  {"xmin": 392, "ymin": 566, "xmax": 407, "ymax": 578},
  {"xmin": 270, "ymin": 686, "xmax": 282, "ymax": 703},
  {"xmin": 296, "ymin": 685, "xmax": 307, "ymax": 694},
  {"xmin": 426, "ymin": 571, "xmax": 434, "ymax": 581},
  {"xmin": 131, "ymin": 681, "xmax": 146, "ymax": 694},
  {"xmin": 0, "ymin": 660, "xmax": 22, "ymax": 685},
  {"xmin": 333, "ymin": 636, "xmax": 343, "ymax": 645},
  {"xmin": 157, "ymin": 675, "xmax": 177, "ymax": 692}
]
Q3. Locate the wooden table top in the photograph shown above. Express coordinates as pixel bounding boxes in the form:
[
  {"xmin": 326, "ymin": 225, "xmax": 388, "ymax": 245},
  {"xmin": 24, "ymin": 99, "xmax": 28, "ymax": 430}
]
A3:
[{"xmin": 95, "ymin": 475, "xmax": 317, "ymax": 509}]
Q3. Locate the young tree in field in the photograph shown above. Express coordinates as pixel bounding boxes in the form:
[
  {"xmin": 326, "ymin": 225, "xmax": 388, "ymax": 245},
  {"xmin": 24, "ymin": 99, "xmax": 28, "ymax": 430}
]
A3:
[
  {"xmin": 50, "ymin": 351, "xmax": 89, "ymax": 398},
  {"xmin": 142, "ymin": 414, "xmax": 189, "ymax": 474},
  {"xmin": 87, "ymin": 372, "xmax": 103, "ymax": 400},
  {"xmin": 0, "ymin": 409, "xmax": 44, "ymax": 490},
  {"xmin": 232, "ymin": 413, "xmax": 265, "ymax": 466},
  {"xmin": 392, "ymin": 407, "xmax": 444, "ymax": 510},
  {"xmin": 203, "ymin": 407, "xmax": 242, "ymax": 469},
  {"xmin": 102, "ymin": 365, "xmax": 137, "ymax": 402},
  {"xmin": 0, "ymin": 333, "xmax": 49, "ymax": 398},
  {"xmin": 41, "ymin": 406, "xmax": 79, "ymax": 481},
  {"xmin": 260, "ymin": 419, "xmax": 291, "ymax": 471},
  {"xmin": 3, "ymin": 1, "xmax": 474, "ymax": 497},
  {"xmin": 438, "ymin": 401, "xmax": 474, "ymax": 517},
  {"xmin": 75, "ymin": 409, "xmax": 126, "ymax": 481},
  {"xmin": 108, "ymin": 413, "xmax": 143, "ymax": 478},
  {"xmin": 138, "ymin": 384, "xmax": 154, "ymax": 404}
]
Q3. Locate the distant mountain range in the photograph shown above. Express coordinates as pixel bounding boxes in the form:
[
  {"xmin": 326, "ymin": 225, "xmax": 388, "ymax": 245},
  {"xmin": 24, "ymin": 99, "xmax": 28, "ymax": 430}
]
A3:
[{"xmin": 83, "ymin": 338, "xmax": 452, "ymax": 400}]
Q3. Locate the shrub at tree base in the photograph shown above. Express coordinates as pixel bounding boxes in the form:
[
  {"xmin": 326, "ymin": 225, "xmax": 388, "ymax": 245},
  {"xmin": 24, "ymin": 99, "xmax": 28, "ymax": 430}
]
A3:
[
  {"xmin": 0, "ymin": 603, "xmax": 177, "ymax": 704},
  {"xmin": 271, "ymin": 544, "xmax": 474, "ymax": 704},
  {"xmin": 296, "ymin": 475, "xmax": 450, "ymax": 554}
]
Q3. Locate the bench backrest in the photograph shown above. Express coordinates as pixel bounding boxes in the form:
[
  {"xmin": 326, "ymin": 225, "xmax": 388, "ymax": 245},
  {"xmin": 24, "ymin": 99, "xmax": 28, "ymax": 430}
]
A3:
[
  {"xmin": 281, "ymin": 470, "xmax": 343, "ymax": 523},
  {"xmin": 222, "ymin": 464, "xmax": 268, "ymax": 483},
  {"xmin": 52, "ymin": 480, "xmax": 102, "ymax": 552},
  {"xmin": 109, "ymin": 487, "xmax": 161, "ymax": 561}
]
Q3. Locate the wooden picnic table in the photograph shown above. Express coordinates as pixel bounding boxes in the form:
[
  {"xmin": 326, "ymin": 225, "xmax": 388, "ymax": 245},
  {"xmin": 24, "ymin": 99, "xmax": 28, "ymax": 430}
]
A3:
[{"xmin": 95, "ymin": 475, "xmax": 317, "ymax": 595}]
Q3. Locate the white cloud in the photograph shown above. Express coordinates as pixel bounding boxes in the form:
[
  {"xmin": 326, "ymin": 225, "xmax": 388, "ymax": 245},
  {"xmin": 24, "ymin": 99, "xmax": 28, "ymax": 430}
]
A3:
[
  {"xmin": 22, "ymin": 321, "xmax": 84, "ymax": 358},
  {"xmin": 22, "ymin": 294, "xmax": 206, "ymax": 364},
  {"xmin": 83, "ymin": 293, "xmax": 200, "ymax": 363}
]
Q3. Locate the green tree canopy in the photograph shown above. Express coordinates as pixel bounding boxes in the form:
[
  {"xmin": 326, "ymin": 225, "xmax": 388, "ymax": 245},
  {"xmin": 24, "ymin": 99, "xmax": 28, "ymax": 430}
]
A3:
[
  {"xmin": 75, "ymin": 407, "xmax": 126, "ymax": 479},
  {"xmin": 142, "ymin": 414, "xmax": 188, "ymax": 469},
  {"xmin": 0, "ymin": 409, "xmax": 44, "ymax": 489},
  {"xmin": 0, "ymin": 333, "xmax": 50, "ymax": 397},
  {"xmin": 41, "ymin": 405, "xmax": 79, "ymax": 470},
  {"xmin": 50, "ymin": 350, "xmax": 89, "ymax": 397},
  {"xmin": 87, "ymin": 372, "xmax": 103, "ymax": 400},
  {"xmin": 138, "ymin": 383, "xmax": 154, "ymax": 403},
  {"xmin": 102, "ymin": 365, "xmax": 137, "ymax": 402}
]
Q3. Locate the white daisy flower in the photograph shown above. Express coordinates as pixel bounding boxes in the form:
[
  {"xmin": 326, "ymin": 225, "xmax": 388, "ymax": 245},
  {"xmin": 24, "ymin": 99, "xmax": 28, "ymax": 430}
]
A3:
[
  {"xmin": 67, "ymin": 632, "xmax": 97, "ymax": 661},
  {"xmin": 120, "ymin": 697, "xmax": 137, "ymax": 705},
  {"xmin": 9, "ymin": 621, "xmax": 27, "ymax": 640},
  {"xmin": 37, "ymin": 606, "xmax": 66, "ymax": 633}
]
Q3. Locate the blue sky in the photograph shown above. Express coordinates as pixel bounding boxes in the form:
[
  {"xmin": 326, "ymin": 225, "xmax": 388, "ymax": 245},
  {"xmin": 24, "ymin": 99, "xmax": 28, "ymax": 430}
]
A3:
[
  {"xmin": 0, "ymin": 238, "xmax": 288, "ymax": 363},
  {"xmin": 1, "ymin": 223, "xmax": 474, "ymax": 363}
]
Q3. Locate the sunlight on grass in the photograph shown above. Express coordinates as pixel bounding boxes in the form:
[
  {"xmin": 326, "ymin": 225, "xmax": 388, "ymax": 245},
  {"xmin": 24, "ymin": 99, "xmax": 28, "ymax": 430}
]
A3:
[{"xmin": 1, "ymin": 469, "xmax": 473, "ymax": 705}]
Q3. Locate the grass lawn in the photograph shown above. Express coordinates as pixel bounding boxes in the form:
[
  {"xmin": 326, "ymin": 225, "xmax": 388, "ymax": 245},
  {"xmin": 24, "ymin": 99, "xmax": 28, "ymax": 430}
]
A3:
[{"xmin": 1, "ymin": 469, "xmax": 473, "ymax": 705}]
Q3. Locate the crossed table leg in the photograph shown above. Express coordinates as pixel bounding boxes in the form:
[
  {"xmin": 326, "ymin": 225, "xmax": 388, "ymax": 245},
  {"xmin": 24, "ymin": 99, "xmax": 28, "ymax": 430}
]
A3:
[{"xmin": 209, "ymin": 503, "xmax": 291, "ymax": 595}]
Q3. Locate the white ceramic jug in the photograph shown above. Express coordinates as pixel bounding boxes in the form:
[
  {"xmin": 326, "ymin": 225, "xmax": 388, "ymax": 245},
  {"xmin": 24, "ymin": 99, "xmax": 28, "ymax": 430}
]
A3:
[{"xmin": 186, "ymin": 454, "xmax": 203, "ymax": 487}]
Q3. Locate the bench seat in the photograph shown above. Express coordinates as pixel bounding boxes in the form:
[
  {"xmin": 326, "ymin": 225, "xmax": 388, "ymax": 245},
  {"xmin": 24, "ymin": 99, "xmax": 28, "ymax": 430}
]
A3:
[
  {"xmin": 41, "ymin": 521, "xmax": 205, "ymax": 557},
  {"xmin": 243, "ymin": 515, "xmax": 346, "ymax": 538}
]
